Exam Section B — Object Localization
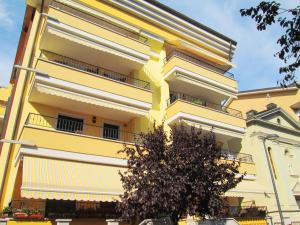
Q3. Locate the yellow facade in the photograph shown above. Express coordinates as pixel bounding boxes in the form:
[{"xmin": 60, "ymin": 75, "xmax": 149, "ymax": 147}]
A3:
[
  {"xmin": 230, "ymin": 86, "xmax": 300, "ymax": 121},
  {"xmin": 0, "ymin": 84, "xmax": 12, "ymax": 136},
  {"xmin": 231, "ymin": 87, "xmax": 300, "ymax": 225},
  {"xmin": 0, "ymin": 0, "xmax": 269, "ymax": 225}
]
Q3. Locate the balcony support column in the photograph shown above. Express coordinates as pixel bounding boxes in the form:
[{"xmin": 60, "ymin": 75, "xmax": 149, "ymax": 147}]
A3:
[
  {"xmin": 266, "ymin": 216, "xmax": 274, "ymax": 225},
  {"xmin": 106, "ymin": 219, "xmax": 120, "ymax": 225},
  {"xmin": 0, "ymin": 219, "xmax": 10, "ymax": 225},
  {"xmin": 56, "ymin": 219, "xmax": 72, "ymax": 225}
]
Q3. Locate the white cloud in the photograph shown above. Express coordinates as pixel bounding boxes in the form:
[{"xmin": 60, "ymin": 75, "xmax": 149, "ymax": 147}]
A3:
[
  {"xmin": 0, "ymin": 52, "xmax": 14, "ymax": 86},
  {"xmin": 0, "ymin": 0, "xmax": 14, "ymax": 29}
]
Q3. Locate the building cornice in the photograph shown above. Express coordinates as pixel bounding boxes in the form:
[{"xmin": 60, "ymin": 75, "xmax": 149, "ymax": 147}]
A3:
[
  {"xmin": 251, "ymin": 131, "xmax": 300, "ymax": 146},
  {"xmin": 239, "ymin": 86, "xmax": 298, "ymax": 96},
  {"xmin": 248, "ymin": 119, "xmax": 300, "ymax": 137},
  {"xmin": 99, "ymin": 0, "xmax": 236, "ymax": 59},
  {"xmin": 17, "ymin": 146, "xmax": 128, "ymax": 167}
]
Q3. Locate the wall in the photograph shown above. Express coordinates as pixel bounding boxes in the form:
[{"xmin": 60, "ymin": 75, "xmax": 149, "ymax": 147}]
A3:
[{"xmin": 230, "ymin": 89, "xmax": 300, "ymax": 121}]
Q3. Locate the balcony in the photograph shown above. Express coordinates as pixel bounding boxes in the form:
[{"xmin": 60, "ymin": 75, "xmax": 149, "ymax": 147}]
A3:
[
  {"xmin": 30, "ymin": 53, "xmax": 152, "ymax": 122},
  {"xmin": 7, "ymin": 199, "xmax": 119, "ymax": 219},
  {"xmin": 163, "ymin": 50, "xmax": 238, "ymax": 101},
  {"xmin": 166, "ymin": 93, "xmax": 246, "ymax": 139},
  {"xmin": 40, "ymin": 2, "xmax": 151, "ymax": 74},
  {"xmin": 41, "ymin": 51, "xmax": 150, "ymax": 90},
  {"xmin": 22, "ymin": 113, "xmax": 135, "ymax": 158},
  {"xmin": 0, "ymin": 199, "xmax": 46, "ymax": 220},
  {"xmin": 168, "ymin": 93, "xmax": 243, "ymax": 118},
  {"xmin": 165, "ymin": 50, "xmax": 235, "ymax": 79},
  {"xmin": 50, "ymin": 1, "xmax": 147, "ymax": 44},
  {"xmin": 221, "ymin": 150, "xmax": 253, "ymax": 163},
  {"xmin": 222, "ymin": 206, "xmax": 267, "ymax": 219},
  {"xmin": 220, "ymin": 151, "xmax": 256, "ymax": 175}
]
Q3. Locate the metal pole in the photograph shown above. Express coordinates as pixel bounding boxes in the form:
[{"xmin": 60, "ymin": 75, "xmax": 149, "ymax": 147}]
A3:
[{"xmin": 262, "ymin": 139, "xmax": 285, "ymax": 225}]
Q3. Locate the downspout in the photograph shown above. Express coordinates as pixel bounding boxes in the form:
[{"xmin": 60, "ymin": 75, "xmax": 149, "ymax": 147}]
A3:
[{"xmin": 0, "ymin": 0, "xmax": 45, "ymax": 207}]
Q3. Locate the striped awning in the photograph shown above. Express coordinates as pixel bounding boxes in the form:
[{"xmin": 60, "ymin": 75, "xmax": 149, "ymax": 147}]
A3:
[
  {"xmin": 34, "ymin": 82, "xmax": 149, "ymax": 117},
  {"xmin": 181, "ymin": 119, "xmax": 245, "ymax": 139},
  {"xmin": 21, "ymin": 156, "xmax": 125, "ymax": 202},
  {"xmin": 44, "ymin": 19, "xmax": 149, "ymax": 65}
]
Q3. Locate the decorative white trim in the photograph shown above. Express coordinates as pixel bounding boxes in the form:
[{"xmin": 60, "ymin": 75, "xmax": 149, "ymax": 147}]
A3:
[
  {"xmin": 179, "ymin": 40, "xmax": 236, "ymax": 68},
  {"xmin": 0, "ymin": 218, "xmax": 10, "ymax": 225},
  {"xmin": 56, "ymin": 219, "xmax": 72, "ymax": 225},
  {"xmin": 108, "ymin": 0, "xmax": 235, "ymax": 57},
  {"xmin": 56, "ymin": 219, "xmax": 72, "ymax": 222},
  {"xmin": 135, "ymin": 0, "xmax": 234, "ymax": 48},
  {"xmin": 176, "ymin": 76, "xmax": 237, "ymax": 100},
  {"xmin": 227, "ymin": 189, "xmax": 275, "ymax": 195},
  {"xmin": 182, "ymin": 119, "xmax": 244, "ymax": 139},
  {"xmin": 236, "ymin": 173, "xmax": 257, "ymax": 180},
  {"xmin": 166, "ymin": 112, "xmax": 246, "ymax": 134},
  {"xmin": 292, "ymin": 182, "xmax": 300, "ymax": 195},
  {"xmin": 18, "ymin": 146, "xmax": 128, "ymax": 167},
  {"xmin": 140, "ymin": 30, "xmax": 164, "ymax": 43},
  {"xmin": 251, "ymin": 132, "xmax": 300, "ymax": 146},
  {"xmin": 33, "ymin": 83, "xmax": 149, "ymax": 116},
  {"xmin": 45, "ymin": 18, "xmax": 150, "ymax": 64},
  {"xmin": 21, "ymin": 186, "xmax": 123, "ymax": 196},
  {"xmin": 34, "ymin": 74, "xmax": 152, "ymax": 110},
  {"xmin": 149, "ymin": 51, "xmax": 160, "ymax": 59},
  {"xmin": 164, "ymin": 66, "xmax": 237, "ymax": 94},
  {"xmin": 55, "ymin": 0, "xmax": 140, "ymax": 33},
  {"xmin": 239, "ymin": 87, "xmax": 298, "ymax": 96}
]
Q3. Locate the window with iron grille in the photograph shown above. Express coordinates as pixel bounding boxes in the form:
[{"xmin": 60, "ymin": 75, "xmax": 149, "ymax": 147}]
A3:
[
  {"xmin": 56, "ymin": 115, "xmax": 83, "ymax": 134},
  {"xmin": 103, "ymin": 123, "xmax": 119, "ymax": 140}
]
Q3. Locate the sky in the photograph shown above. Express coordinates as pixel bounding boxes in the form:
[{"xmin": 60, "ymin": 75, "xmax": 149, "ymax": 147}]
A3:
[{"xmin": 0, "ymin": 0, "xmax": 298, "ymax": 90}]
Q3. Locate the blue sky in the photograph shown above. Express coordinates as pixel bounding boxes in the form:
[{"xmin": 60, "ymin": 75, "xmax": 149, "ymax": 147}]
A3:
[{"xmin": 0, "ymin": 0, "xmax": 298, "ymax": 90}]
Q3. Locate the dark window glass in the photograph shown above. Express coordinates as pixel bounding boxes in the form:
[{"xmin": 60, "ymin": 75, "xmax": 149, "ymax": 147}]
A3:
[
  {"xmin": 296, "ymin": 196, "xmax": 300, "ymax": 209},
  {"xmin": 103, "ymin": 123, "xmax": 119, "ymax": 140},
  {"xmin": 45, "ymin": 200, "xmax": 76, "ymax": 218},
  {"xmin": 56, "ymin": 115, "xmax": 83, "ymax": 133}
]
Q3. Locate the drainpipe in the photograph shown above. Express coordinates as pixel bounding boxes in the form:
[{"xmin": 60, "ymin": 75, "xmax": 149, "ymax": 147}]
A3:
[
  {"xmin": 0, "ymin": 0, "xmax": 45, "ymax": 207},
  {"xmin": 262, "ymin": 134, "xmax": 285, "ymax": 225}
]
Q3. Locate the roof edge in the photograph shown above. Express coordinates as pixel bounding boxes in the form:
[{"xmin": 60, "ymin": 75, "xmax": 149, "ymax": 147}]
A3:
[
  {"xmin": 247, "ymin": 107, "xmax": 300, "ymax": 130},
  {"xmin": 142, "ymin": 0, "xmax": 237, "ymax": 45},
  {"xmin": 239, "ymin": 85, "xmax": 299, "ymax": 96}
]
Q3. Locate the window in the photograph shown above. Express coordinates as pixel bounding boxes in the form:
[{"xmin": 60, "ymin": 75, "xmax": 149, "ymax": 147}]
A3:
[
  {"xmin": 56, "ymin": 115, "xmax": 83, "ymax": 133},
  {"xmin": 103, "ymin": 123, "xmax": 119, "ymax": 140},
  {"xmin": 295, "ymin": 196, "xmax": 300, "ymax": 209},
  {"xmin": 289, "ymin": 164, "xmax": 296, "ymax": 176},
  {"xmin": 277, "ymin": 118, "xmax": 281, "ymax": 125}
]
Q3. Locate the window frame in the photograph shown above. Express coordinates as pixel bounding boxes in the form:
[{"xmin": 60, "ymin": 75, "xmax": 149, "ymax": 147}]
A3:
[
  {"xmin": 102, "ymin": 122, "xmax": 121, "ymax": 141},
  {"xmin": 56, "ymin": 113, "xmax": 85, "ymax": 134}
]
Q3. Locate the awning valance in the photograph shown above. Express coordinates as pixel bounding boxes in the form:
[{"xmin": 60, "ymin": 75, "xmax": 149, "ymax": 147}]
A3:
[
  {"xmin": 21, "ymin": 156, "xmax": 125, "ymax": 202},
  {"xmin": 34, "ymin": 82, "xmax": 149, "ymax": 116},
  {"xmin": 43, "ymin": 19, "xmax": 149, "ymax": 65},
  {"xmin": 182, "ymin": 119, "xmax": 244, "ymax": 139}
]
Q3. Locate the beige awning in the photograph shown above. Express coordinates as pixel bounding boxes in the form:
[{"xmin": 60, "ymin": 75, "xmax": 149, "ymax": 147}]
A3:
[
  {"xmin": 34, "ymin": 82, "xmax": 148, "ymax": 116},
  {"xmin": 43, "ymin": 19, "xmax": 149, "ymax": 65},
  {"xmin": 182, "ymin": 119, "xmax": 244, "ymax": 139},
  {"xmin": 21, "ymin": 156, "xmax": 125, "ymax": 202}
]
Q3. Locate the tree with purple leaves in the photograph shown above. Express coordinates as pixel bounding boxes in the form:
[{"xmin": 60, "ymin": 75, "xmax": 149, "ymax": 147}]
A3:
[{"xmin": 117, "ymin": 124, "xmax": 243, "ymax": 224}]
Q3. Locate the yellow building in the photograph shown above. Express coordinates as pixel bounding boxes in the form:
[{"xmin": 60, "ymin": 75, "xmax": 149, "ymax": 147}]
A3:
[
  {"xmin": 0, "ymin": 84, "xmax": 12, "ymax": 136},
  {"xmin": 231, "ymin": 86, "xmax": 300, "ymax": 225},
  {"xmin": 230, "ymin": 84, "xmax": 300, "ymax": 121},
  {"xmin": 0, "ymin": 0, "xmax": 265, "ymax": 225}
]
